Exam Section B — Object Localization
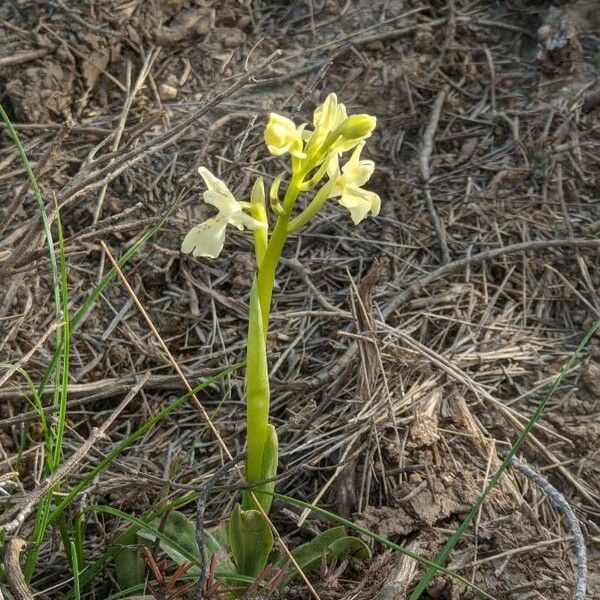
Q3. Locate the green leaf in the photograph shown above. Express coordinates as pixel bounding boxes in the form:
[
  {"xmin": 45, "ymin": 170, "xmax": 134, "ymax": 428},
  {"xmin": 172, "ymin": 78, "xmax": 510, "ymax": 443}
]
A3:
[
  {"xmin": 137, "ymin": 511, "xmax": 236, "ymax": 575},
  {"xmin": 285, "ymin": 526, "xmax": 346, "ymax": 569},
  {"xmin": 328, "ymin": 536, "xmax": 371, "ymax": 560},
  {"xmin": 114, "ymin": 547, "xmax": 146, "ymax": 590},
  {"xmin": 51, "ymin": 364, "xmax": 241, "ymax": 525},
  {"xmin": 138, "ymin": 511, "xmax": 200, "ymax": 569},
  {"xmin": 251, "ymin": 177, "xmax": 266, "ymax": 207},
  {"xmin": 63, "ymin": 493, "xmax": 198, "ymax": 600},
  {"xmin": 245, "ymin": 280, "xmax": 272, "ymax": 488},
  {"xmin": 278, "ymin": 527, "xmax": 370, "ymax": 586},
  {"xmin": 91, "ymin": 506, "xmax": 202, "ymax": 569},
  {"xmin": 229, "ymin": 504, "xmax": 273, "ymax": 577},
  {"xmin": 208, "ymin": 521, "xmax": 231, "ymax": 552},
  {"xmin": 243, "ymin": 424, "xmax": 278, "ymax": 514},
  {"xmin": 259, "ymin": 424, "xmax": 278, "ymax": 513},
  {"xmin": 275, "ymin": 491, "xmax": 497, "ymax": 600}
]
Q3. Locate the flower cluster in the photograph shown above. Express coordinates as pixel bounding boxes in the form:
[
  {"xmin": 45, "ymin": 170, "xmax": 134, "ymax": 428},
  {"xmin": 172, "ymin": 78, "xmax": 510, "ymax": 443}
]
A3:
[{"xmin": 182, "ymin": 93, "xmax": 379, "ymax": 258}]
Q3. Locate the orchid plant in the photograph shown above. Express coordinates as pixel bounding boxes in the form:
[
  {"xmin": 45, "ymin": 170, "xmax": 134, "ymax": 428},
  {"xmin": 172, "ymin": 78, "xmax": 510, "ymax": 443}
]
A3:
[{"xmin": 148, "ymin": 94, "xmax": 379, "ymax": 594}]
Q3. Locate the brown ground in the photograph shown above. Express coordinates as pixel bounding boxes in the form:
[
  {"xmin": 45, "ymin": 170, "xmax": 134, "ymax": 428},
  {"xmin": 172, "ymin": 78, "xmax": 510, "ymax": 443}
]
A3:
[{"xmin": 1, "ymin": 1, "xmax": 600, "ymax": 599}]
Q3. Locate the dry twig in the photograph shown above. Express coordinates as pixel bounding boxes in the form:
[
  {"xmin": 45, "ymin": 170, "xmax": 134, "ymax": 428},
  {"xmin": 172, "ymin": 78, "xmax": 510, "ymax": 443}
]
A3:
[
  {"xmin": 0, "ymin": 51, "xmax": 283, "ymax": 276},
  {"xmin": 510, "ymin": 457, "xmax": 587, "ymax": 600},
  {"xmin": 5, "ymin": 538, "xmax": 34, "ymax": 600},
  {"xmin": 297, "ymin": 237, "xmax": 600, "ymax": 390},
  {"xmin": 419, "ymin": 87, "xmax": 450, "ymax": 263}
]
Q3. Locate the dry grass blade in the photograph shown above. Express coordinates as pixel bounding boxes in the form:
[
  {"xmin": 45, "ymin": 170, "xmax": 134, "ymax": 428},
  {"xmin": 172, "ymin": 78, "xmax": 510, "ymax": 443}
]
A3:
[
  {"xmin": 0, "ymin": 319, "xmax": 60, "ymax": 388},
  {"xmin": 99, "ymin": 241, "xmax": 235, "ymax": 459},
  {"xmin": 419, "ymin": 86, "xmax": 450, "ymax": 263}
]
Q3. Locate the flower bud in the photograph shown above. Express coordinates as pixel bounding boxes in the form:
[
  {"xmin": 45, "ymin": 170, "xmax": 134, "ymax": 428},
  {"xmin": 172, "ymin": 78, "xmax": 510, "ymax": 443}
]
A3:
[
  {"xmin": 251, "ymin": 176, "xmax": 265, "ymax": 206},
  {"xmin": 337, "ymin": 114, "xmax": 377, "ymax": 141}
]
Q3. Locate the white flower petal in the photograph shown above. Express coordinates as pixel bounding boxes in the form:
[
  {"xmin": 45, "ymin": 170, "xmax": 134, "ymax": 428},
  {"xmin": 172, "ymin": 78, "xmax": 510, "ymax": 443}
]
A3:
[
  {"xmin": 326, "ymin": 154, "xmax": 343, "ymax": 197},
  {"xmin": 265, "ymin": 113, "xmax": 304, "ymax": 157},
  {"xmin": 229, "ymin": 211, "xmax": 266, "ymax": 231},
  {"xmin": 181, "ymin": 226, "xmax": 200, "ymax": 254},
  {"xmin": 345, "ymin": 142, "xmax": 363, "ymax": 170},
  {"xmin": 331, "ymin": 138, "xmax": 362, "ymax": 153},
  {"xmin": 202, "ymin": 190, "xmax": 239, "ymax": 217},
  {"xmin": 340, "ymin": 143, "xmax": 375, "ymax": 187},
  {"xmin": 313, "ymin": 93, "xmax": 347, "ymax": 132},
  {"xmin": 198, "ymin": 167, "xmax": 230, "ymax": 196},
  {"xmin": 338, "ymin": 185, "xmax": 379, "ymax": 225},
  {"xmin": 271, "ymin": 121, "xmax": 294, "ymax": 144},
  {"xmin": 346, "ymin": 160, "xmax": 374, "ymax": 187},
  {"xmin": 327, "ymin": 153, "xmax": 340, "ymax": 179},
  {"xmin": 197, "ymin": 168, "xmax": 240, "ymax": 216},
  {"xmin": 181, "ymin": 216, "xmax": 228, "ymax": 258},
  {"xmin": 369, "ymin": 191, "xmax": 381, "ymax": 217},
  {"xmin": 266, "ymin": 142, "xmax": 293, "ymax": 157}
]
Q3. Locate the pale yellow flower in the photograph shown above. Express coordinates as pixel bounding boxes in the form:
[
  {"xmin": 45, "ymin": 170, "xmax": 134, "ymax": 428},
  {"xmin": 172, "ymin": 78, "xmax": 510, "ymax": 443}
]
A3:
[
  {"xmin": 309, "ymin": 94, "xmax": 377, "ymax": 156},
  {"xmin": 264, "ymin": 113, "xmax": 305, "ymax": 158},
  {"xmin": 313, "ymin": 93, "xmax": 347, "ymax": 135},
  {"xmin": 182, "ymin": 168, "xmax": 265, "ymax": 258},
  {"xmin": 328, "ymin": 142, "xmax": 380, "ymax": 224}
]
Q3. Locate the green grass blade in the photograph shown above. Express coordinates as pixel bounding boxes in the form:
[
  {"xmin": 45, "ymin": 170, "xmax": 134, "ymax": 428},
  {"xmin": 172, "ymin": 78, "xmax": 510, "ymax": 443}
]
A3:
[
  {"xmin": 70, "ymin": 198, "xmax": 180, "ymax": 331},
  {"xmin": 60, "ymin": 364, "xmax": 239, "ymax": 598},
  {"xmin": 409, "ymin": 320, "xmax": 600, "ymax": 599},
  {"xmin": 50, "ymin": 201, "xmax": 70, "ymax": 470},
  {"xmin": 35, "ymin": 196, "xmax": 180, "ymax": 399},
  {"xmin": 70, "ymin": 540, "xmax": 81, "ymax": 600},
  {"xmin": 23, "ymin": 197, "xmax": 73, "ymax": 580},
  {"xmin": 1, "ymin": 107, "xmax": 73, "ymax": 581},
  {"xmin": 0, "ymin": 364, "xmax": 46, "ymax": 432},
  {"xmin": 63, "ymin": 492, "xmax": 198, "ymax": 599},
  {"xmin": 274, "ymin": 492, "xmax": 497, "ymax": 600},
  {"xmin": 54, "ymin": 200, "xmax": 77, "ymax": 580},
  {"xmin": 0, "ymin": 104, "xmax": 59, "ymax": 314},
  {"xmin": 22, "ymin": 494, "xmax": 53, "ymax": 581},
  {"xmin": 49, "ymin": 363, "xmax": 242, "ymax": 524}
]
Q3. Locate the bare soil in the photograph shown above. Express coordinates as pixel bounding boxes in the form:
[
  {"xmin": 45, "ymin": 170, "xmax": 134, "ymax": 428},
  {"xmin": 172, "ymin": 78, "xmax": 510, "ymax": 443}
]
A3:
[{"xmin": 1, "ymin": 1, "xmax": 600, "ymax": 599}]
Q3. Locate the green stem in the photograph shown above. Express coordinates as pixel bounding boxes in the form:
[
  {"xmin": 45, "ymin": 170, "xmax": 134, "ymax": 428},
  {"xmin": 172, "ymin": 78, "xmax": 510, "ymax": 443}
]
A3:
[
  {"xmin": 243, "ymin": 174, "xmax": 303, "ymax": 502},
  {"xmin": 255, "ymin": 174, "xmax": 302, "ymax": 332},
  {"xmin": 288, "ymin": 176, "xmax": 336, "ymax": 233},
  {"xmin": 299, "ymin": 159, "xmax": 329, "ymax": 191},
  {"xmin": 244, "ymin": 280, "xmax": 270, "ymax": 485}
]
